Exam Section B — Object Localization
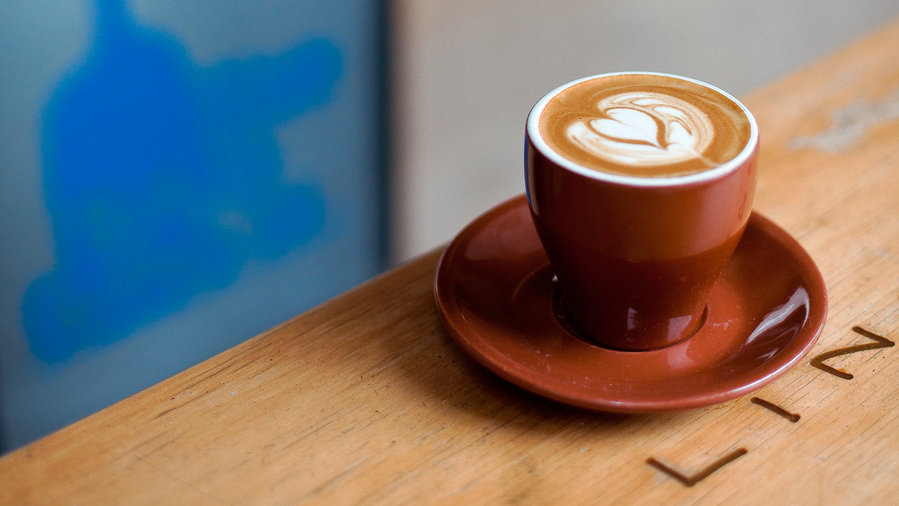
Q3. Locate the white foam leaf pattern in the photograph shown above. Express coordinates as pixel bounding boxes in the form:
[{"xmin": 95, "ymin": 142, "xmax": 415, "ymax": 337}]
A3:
[
  {"xmin": 566, "ymin": 91, "xmax": 714, "ymax": 167},
  {"xmin": 595, "ymin": 109, "xmax": 660, "ymax": 146}
]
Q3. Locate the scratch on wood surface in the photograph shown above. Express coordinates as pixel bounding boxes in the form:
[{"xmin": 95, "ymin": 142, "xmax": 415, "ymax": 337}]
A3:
[
  {"xmin": 790, "ymin": 89, "xmax": 899, "ymax": 152},
  {"xmin": 810, "ymin": 326, "xmax": 894, "ymax": 380},
  {"xmin": 646, "ymin": 448, "xmax": 748, "ymax": 487},
  {"xmin": 750, "ymin": 397, "xmax": 801, "ymax": 423}
]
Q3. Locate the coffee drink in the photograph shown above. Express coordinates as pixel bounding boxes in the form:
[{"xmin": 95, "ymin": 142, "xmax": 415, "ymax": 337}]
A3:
[
  {"xmin": 526, "ymin": 72, "xmax": 758, "ymax": 350},
  {"xmin": 537, "ymin": 73, "xmax": 752, "ymax": 178}
]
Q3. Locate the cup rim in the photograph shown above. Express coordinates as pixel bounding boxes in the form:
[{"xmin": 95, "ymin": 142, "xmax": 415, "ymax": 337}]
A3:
[{"xmin": 526, "ymin": 71, "xmax": 759, "ymax": 187}]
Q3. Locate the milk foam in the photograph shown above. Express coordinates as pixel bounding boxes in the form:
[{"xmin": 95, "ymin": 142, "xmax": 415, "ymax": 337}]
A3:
[
  {"xmin": 536, "ymin": 74, "xmax": 753, "ymax": 178},
  {"xmin": 567, "ymin": 92, "xmax": 714, "ymax": 167}
]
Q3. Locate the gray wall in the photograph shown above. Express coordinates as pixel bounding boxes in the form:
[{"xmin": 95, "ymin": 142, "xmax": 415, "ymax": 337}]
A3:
[{"xmin": 390, "ymin": 1, "xmax": 899, "ymax": 261}]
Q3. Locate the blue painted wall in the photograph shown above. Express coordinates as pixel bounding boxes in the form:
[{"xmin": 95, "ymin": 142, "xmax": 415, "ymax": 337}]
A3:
[{"xmin": 0, "ymin": 0, "xmax": 385, "ymax": 451}]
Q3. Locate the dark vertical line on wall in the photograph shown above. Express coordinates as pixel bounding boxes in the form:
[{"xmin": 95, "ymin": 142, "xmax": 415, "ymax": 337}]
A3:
[
  {"xmin": 0, "ymin": 375, "xmax": 6, "ymax": 454},
  {"xmin": 375, "ymin": 0, "xmax": 394, "ymax": 270}
]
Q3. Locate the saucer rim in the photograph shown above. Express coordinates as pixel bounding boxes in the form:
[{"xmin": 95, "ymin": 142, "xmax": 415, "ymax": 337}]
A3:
[{"xmin": 434, "ymin": 194, "xmax": 827, "ymax": 413}]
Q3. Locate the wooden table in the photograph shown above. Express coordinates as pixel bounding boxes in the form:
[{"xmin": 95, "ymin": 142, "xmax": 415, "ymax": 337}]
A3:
[{"xmin": 2, "ymin": 19, "xmax": 897, "ymax": 505}]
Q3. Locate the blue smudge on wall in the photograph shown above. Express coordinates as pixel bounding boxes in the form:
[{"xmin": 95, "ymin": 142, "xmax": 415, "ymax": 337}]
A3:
[{"xmin": 23, "ymin": 0, "xmax": 342, "ymax": 362}]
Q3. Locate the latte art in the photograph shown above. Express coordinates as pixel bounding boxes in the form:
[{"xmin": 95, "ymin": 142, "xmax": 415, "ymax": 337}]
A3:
[
  {"xmin": 568, "ymin": 92, "xmax": 714, "ymax": 167},
  {"xmin": 538, "ymin": 74, "xmax": 752, "ymax": 178}
]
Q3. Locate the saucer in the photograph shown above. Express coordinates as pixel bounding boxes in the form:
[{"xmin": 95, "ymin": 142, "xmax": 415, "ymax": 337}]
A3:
[{"xmin": 434, "ymin": 195, "xmax": 827, "ymax": 413}]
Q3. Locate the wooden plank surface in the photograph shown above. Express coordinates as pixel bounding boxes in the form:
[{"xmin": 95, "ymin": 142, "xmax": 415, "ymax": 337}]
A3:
[{"xmin": 2, "ymin": 17, "xmax": 897, "ymax": 506}]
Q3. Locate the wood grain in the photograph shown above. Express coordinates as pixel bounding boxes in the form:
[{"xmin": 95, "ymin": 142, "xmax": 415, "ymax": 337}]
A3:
[{"xmin": 1, "ymin": 17, "xmax": 897, "ymax": 506}]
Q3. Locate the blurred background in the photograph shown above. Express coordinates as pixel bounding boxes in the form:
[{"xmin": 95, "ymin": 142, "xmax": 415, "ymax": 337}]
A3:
[{"xmin": 0, "ymin": 0, "xmax": 896, "ymax": 452}]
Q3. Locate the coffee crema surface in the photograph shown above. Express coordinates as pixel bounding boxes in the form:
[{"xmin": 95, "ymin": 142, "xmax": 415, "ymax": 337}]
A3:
[{"xmin": 538, "ymin": 74, "xmax": 752, "ymax": 178}]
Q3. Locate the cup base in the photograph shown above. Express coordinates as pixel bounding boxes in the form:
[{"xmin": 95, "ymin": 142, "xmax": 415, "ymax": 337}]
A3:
[{"xmin": 550, "ymin": 283, "xmax": 708, "ymax": 351}]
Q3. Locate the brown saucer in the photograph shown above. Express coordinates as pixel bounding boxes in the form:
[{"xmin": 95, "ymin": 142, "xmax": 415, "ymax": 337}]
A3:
[{"xmin": 434, "ymin": 195, "xmax": 827, "ymax": 413}]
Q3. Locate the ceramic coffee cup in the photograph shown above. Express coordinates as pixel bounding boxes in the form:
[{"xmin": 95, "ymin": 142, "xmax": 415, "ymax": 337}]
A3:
[{"xmin": 525, "ymin": 72, "xmax": 758, "ymax": 350}]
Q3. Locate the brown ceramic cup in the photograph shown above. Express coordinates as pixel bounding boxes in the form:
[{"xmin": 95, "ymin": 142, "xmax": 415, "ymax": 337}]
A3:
[{"xmin": 525, "ymin": 72, "xmax": 758, "ymax": 350}]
